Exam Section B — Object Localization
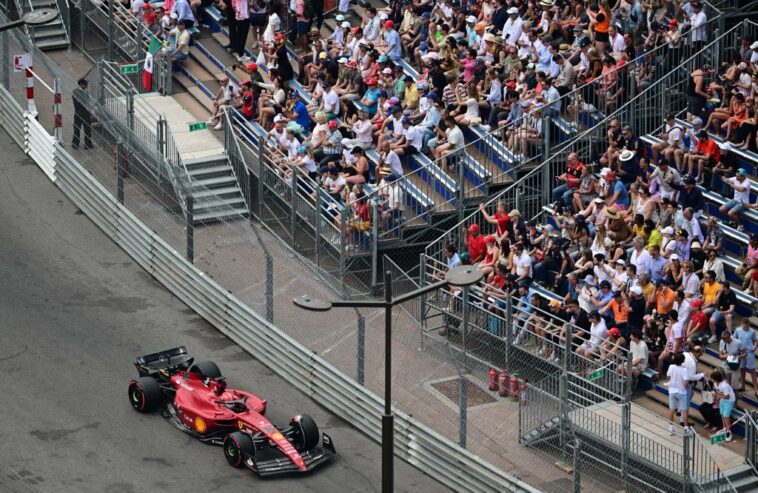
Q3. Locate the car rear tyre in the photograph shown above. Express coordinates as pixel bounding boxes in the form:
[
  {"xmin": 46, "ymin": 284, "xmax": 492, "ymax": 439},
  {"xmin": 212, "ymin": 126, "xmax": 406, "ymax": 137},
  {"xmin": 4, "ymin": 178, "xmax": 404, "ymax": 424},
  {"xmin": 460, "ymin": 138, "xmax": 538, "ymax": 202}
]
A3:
[
  {"xmin": 223, "ymin": 432, "xmax": 254, "ymax": 468},
  {"xmin": 128, "ymin": 376, "xmax": 162, "ymax": 413},
  {"xmin": 290, "ymin": 414, "xmax": 320, "ymax": 451},
  {"xmin": 190, "ymin": 360, "xmax": 222, "ymax": 379}
]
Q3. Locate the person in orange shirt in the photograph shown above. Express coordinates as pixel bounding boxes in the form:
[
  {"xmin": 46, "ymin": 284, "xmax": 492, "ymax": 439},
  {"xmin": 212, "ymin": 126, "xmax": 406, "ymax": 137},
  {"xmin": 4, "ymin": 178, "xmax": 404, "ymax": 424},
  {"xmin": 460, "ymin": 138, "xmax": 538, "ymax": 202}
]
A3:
[
  {"xmin": 685, "ymin": 130, "xmax": 720, "ymax": 180},
  {"xmin": 599, "ymin": 290, "xmax": 629, "ymax": 338},
  {"xmin": 701, "ymin": 270, "xmax": 722, "ymax": 318},
  {"xmin": 644, "ymin": 280, "xmax": 677, "ymax": 328}
]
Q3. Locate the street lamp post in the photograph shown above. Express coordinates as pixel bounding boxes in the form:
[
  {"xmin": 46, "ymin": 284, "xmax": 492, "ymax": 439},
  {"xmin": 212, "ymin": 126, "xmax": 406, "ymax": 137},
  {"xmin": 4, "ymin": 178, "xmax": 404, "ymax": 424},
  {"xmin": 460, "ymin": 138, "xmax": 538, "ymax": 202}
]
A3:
[
  {"xmin": 0, "ymin": 9, "xmax": 58, "ymax": 32},
  {"xmin": 294, "ymin": 265, "xmax": 483, "ymax": 493}
]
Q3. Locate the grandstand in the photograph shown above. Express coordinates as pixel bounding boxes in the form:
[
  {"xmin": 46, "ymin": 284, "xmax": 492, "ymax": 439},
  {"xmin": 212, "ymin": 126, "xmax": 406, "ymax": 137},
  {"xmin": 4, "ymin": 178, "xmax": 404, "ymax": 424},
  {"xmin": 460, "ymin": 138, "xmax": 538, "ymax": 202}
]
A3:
[{"xmin": 37, "ymin": 0, "xmax": 758, "ymax": 487}]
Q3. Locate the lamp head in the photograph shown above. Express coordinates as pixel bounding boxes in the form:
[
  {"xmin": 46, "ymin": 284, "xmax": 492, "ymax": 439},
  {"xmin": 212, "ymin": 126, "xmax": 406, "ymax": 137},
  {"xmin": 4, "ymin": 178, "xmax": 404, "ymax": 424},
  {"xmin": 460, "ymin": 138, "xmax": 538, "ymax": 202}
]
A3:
[{"xmin": 293, "ymin": 294, "xmax": 332, "ymax": 311}]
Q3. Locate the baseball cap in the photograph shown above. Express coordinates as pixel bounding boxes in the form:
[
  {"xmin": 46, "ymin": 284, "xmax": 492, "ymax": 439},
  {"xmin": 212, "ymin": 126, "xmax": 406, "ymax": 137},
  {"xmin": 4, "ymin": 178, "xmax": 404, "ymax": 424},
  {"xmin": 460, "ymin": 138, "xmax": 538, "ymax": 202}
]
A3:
[
  {"xmin": 338, "ymin": 57, "xmax": 348, "ymax": 64},
  {"xmin": 382, "ymin": 67, "xmax": 392, "ymax": 74},
  {"xmin": 507, "ymin": 6, "xmax": 519, "ymax": 13},
  {"xmin": 671, "ymin": 253, "xmax": 679, "ymax": 261},
  {"xmin": 630, "ymin": 285, "xmax": 643, "ymax": 296},
  {"xmin": 599, "ymin": 280, "xmax": 611, "ymax": 289},
  {"xmin": 246, "ymin": 62, "xmax": 258, "ymax": 71},
  {"xmin": 662, "ymin": 226, "xmax": 674, "ymax": 235},
  {"xmin": 691, "ymin": 299, "xmax": 703, "ymax": 309},
  {"xmin": 467, "ymin": 224, "xmax": 480, "ymax": 233},
  {"xmin": 751, "ymin": 41, "xmax": 758, "ymax": 49},
  {"xmin": 341, "ymin": 21, "xmax": 350, "ymax": 28},
  {"xmin": 366, "ymin": 77, "xmax": 378, "ymax": 85},
  {"xmin": 384, "ymin": 20, "xmax": 394, "ymax": 28},
  {"xmin": 580, "ymin": 37, "xmax": 591, "ymax": 48},
  {"xmin": 466, "ymin": 15, "xmax": 477, "ymax": 23},
  {"xmin": 378, "ymin": 54, "xmax": 389, "ymax": 62},
  {"xmin": 401, "ymin": 117, "xmax": 411, "ymax": 124},
  {"xmin": 485, "ymin": 235, "xmax": 496, "ymax": 244},
  {"xmin": 347, "ymin": 60, "xmax": 358, "ymax": 68},
  {"xmin": 548, "ymin": 299, "xmax": 561, "ymax": 308},
  {"xmin": 589, "ymin": 310, "xmax": 600, "ymax": 319},
  {"xmin": 692, "ymin": 117, "xmax": 703, "ymax": 126},
  {"xmin": 584, "ymin": 275, "xmax": 595, "ymax": 286},
  {"xmin": 718, "ymin": 141, "xmax": 732, "ymax": 151},
  {"xmin": 335, "ymin": 14, "xmax": 345, "ymax": 21},
  {"xmin": 608, "ymin": 327, "xmax": 621, "ymax": 337},
  {"xmin": 297, "ymin": 145, "xmax": 308, "ymax": 154},
  {"xmin": 605, "ymin": 171, "xmax": 616, "ymax": 180},
  {"xmin": 273, "ymin": 114, "xmax": 285, "ymax": 123},
  {"xmin": 328, "ymin": 120, "xmax": 338, "ymax": 128},
  {"xmin": 737, "ymin": 168, "xmax": 747, "ymax": 175}
]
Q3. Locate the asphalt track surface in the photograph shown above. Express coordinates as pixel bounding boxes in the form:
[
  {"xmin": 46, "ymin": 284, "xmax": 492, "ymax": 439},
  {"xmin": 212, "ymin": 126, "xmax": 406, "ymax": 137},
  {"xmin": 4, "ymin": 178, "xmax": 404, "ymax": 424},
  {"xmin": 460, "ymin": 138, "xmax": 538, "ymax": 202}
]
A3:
[{"xmin": 0, "ymin": 129, "xmax": 449, "ymax": 493}]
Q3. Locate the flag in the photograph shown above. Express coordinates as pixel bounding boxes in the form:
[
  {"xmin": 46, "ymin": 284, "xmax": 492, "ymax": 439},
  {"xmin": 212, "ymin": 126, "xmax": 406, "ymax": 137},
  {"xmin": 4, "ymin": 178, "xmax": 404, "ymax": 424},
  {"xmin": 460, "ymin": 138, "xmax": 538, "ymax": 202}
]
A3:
[{"xmin": 142, "ymin": 36, "xmax": 163, "ymax": 91}]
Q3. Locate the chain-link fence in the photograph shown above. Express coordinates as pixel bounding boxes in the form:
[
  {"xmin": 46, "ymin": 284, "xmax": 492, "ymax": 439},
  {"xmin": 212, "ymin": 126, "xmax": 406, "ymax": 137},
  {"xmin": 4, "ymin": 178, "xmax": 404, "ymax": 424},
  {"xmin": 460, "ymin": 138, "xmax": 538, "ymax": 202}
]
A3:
[{"xmin": 6, "ymin": 7, "xmax": 757, "ymax": 491}]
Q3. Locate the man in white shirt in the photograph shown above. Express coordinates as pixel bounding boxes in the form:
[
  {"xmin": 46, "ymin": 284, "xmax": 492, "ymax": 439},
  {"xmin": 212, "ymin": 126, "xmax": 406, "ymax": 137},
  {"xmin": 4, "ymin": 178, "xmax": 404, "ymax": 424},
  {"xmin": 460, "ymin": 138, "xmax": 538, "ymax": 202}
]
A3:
[
  {"xmin": 380, "ymin": 148, "xmax": 404, "ymax": 177},
  {"xmin": 513, "ymin": 243, "xmax": 533, "ymax": 281},
  {"xmin": 381, "ymin": 174, "xmax": 405, "ymax": 229},
  {"xmin": 688, "ymin": 2, "xmax": 707, "ymax": 52},
  {"xmin": 502, "ymin": 7, "xmax": 523, "ymax": 46},
  {"xmin": 651, "ymin": 112, "xmax": 683, "ymax": 165},
  {"xmin": 322, "ymin": 81, "xmax": 341, "ymax": 117},
  {"xmin": 609, "ymin": 24, "xmax": 625, "ymax": 54},
  {"xmin": 719, "ymin": 168, "xmax": 752, "ymax": 231},
  {"xmin": 629, "ymin": 237, "xmax": 652, "ymax": 277}
]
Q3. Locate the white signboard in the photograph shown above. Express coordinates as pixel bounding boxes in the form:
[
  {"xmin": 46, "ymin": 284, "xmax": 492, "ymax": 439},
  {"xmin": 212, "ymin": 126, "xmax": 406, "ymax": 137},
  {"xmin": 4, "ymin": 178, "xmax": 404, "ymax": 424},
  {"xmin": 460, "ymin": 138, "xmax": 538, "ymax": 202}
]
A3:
[{"xmin": 13, "ymin": 53, "xmax": 30, "ymax": 73}]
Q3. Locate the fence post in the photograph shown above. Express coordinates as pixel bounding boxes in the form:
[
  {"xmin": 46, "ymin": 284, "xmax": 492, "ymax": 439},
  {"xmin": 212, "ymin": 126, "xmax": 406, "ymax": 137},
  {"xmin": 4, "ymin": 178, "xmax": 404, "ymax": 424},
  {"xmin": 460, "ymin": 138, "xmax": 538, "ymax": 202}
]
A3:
[
  {"xmin": 126, "ymin": 88, "xmax": 135, "ymax": 131},
  {"xmin": 256, "ymin": 138, "xmax": 264, "ymax": 219},
  {"xmin": 683, "ymin": 432, "xmax": 691, "ymax": 493},
  {"xmin": 186, "ymin": 193, "xmax": 194, "ymax": 263},
  {"xmin": 107, "ymin": 0, "xmax": 115, "ymax": 60},
  {"xmin": 418, "ymin": 252, "xmax": 427, "ymax": 352},
  {"xmin": 461, "ymin": 285, "xmax": 469, "ymax": 372},
  {"xmin": 573, "ymin": 439, "xmax": 582, "ymax": 493},
  {"xmin": 559, "ymin": 365, "xmax": 568, "ymax": 462},
  {"xmin": 459, "ymin": 374, "xmax": 468, "ymax": 448},
  {"xmin": 339, "ymin": 207, "xmax": 347, "ymax": 295},
  {"xmin": 357, "ymin": 314, "xmax": 365, "ymax": 385},
  {"xmin": 53, "ymin": 77, "xmax": 62, "ymax": 143},
  {"xmin": 1, "ymin": 31, "xmax": 8, "ymax": 89},
  {"xmin": 136, "ymin": 21, "xmax": 144, "ymax": 62},
  {"xmin": 315, "ymin": 186, "xmax": 322, "ymax": 267},
  {"xmin": 290, "ymin": 166, "xmax": 298, "ymax": 248},
  {"xmin": 116, "ymin": 138, "xmax": 124, "ymax": 204},
  {"xmin": 505, "ymin": 291, "xmax": 512, "ymax": 370},
  {"xmin": 457, "ymin": 159, "xmax": 465, "ymax": 227},
  {"xmin": 265, "ymin": 254, "xmax": 273, "ymax": 322},
  {"xmin": 543, "ymin": 116, "xmax": 552, "ymax": 162},
  {"xmin": 371, "ymin": 201, "xmax": 378, "ymax": 295}
]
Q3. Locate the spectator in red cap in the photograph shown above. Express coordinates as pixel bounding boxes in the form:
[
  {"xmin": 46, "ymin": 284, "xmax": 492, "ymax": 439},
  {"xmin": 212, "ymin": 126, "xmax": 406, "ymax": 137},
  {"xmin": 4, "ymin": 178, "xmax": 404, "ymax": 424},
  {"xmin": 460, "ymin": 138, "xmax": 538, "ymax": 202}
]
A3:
[
  {"xmin": 604, "ymin": 171, "xmax": 630, "ymax": 210},
  {"xmin": 478, "ymin": 235, "xmax": 501, "ymax": 281},
  {"xmin": 600, "ymin": 327, "xmax": 626, "ymax": 361},
  {"xmin": 382, "ymin": 19, "xmax": 402, "ymax": 61},
  {"xmin": 466, "ymin": 224, "xmax": 487, "ymax": 264}
]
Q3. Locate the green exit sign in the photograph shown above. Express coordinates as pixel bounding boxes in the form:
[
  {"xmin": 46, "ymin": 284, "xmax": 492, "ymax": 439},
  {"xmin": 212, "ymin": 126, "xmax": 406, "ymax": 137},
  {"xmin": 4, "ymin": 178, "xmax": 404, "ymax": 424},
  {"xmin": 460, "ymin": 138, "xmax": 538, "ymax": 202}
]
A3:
[
  {"xmin": 587, "ymin": 368, "xmax": 604, "ymax": 382},
  {"xmin": 120, "ymin": 64, "xmax": 139, "ymax": 75},
  {"xmin": 710, "ymin": 431, "xmax": 726, "ymax": 445},
  {"xmin": 189, "ymin": 121, "xmax": 208, "ymax": 132}
]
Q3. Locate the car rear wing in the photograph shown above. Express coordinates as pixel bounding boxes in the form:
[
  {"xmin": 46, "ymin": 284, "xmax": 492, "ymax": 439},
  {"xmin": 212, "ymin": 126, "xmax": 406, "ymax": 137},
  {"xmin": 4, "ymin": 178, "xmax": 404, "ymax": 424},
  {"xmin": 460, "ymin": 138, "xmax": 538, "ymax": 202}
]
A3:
[{"xmin": 134, "ymin": 346, "xmax": 194, "ymax": 376}]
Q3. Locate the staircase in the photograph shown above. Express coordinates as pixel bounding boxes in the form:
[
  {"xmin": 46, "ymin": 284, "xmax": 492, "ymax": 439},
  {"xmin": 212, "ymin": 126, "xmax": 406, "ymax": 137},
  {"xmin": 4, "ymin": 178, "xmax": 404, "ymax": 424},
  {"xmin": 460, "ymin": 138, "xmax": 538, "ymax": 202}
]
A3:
[
  {"xmin": 183, "ymin": 155, "xmax": 248, "ymax": 224},
  {"xmin": 26, "ymin": 0, "xmax": 69, "ymax": 50}
]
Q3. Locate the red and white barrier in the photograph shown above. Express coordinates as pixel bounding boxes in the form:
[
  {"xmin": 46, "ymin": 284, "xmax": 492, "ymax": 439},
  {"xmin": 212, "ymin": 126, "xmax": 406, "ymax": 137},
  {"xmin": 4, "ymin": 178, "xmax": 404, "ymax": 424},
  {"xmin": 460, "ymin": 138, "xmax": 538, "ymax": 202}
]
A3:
[
  {"xmin": 25, "ymin": 66, "xmax": 37, "ymax": 116},
  {"xmin": 53, "ymin": 78, "xmax": 62, "ymax": 143}
]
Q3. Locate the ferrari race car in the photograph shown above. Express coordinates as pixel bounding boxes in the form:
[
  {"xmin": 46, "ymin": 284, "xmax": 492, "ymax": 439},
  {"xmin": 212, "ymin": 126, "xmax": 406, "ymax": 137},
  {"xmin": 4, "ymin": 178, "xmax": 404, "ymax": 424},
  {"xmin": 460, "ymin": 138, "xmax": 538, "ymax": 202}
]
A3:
[{"xmin": 127, "ymin": 346, "xmax": 335, "ymax": 477}]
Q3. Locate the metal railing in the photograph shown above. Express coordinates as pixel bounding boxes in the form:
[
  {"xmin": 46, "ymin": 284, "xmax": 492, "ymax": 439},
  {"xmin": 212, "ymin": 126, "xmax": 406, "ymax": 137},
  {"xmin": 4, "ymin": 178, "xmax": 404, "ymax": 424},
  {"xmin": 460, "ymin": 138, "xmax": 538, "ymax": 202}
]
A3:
[
  {"xmin": 1, "ymin": 75, "xmax": 536, "ymax": 492},
  {"xmin": 424, "ymin": 19, "xmax": 757, "ymax": 264},
  {"xmin": 342, "ymin": 2, "xmax": 726, "ymax": 240}
]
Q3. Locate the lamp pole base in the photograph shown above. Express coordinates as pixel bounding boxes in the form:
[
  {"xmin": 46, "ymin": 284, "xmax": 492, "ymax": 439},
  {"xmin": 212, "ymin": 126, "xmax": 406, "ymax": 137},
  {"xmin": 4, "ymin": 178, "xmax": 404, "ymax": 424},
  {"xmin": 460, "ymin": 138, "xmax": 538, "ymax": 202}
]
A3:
[{"xmin": 382, "ymin": 413, "xmax": 394, "ymax": 493}]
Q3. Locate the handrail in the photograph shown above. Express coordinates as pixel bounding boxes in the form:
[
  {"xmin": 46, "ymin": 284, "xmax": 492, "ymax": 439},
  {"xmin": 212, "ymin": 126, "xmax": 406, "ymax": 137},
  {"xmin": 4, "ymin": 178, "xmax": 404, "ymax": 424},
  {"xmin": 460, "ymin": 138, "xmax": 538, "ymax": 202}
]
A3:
[
  {"xmin": 344, "ymin": 5, "xmax": 725, "ymax": 213},
  {"xmin": 423, "ymin": 20, "xmax": 755, "ymax": 261}
]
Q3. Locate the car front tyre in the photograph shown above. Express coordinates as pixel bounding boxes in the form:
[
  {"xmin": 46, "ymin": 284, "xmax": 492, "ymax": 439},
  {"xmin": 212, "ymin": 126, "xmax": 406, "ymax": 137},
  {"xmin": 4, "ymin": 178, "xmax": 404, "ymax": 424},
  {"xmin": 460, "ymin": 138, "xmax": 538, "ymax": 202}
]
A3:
[{"xmin": 223, "ymin": 431, "xmax": 255, "ymax": 468}]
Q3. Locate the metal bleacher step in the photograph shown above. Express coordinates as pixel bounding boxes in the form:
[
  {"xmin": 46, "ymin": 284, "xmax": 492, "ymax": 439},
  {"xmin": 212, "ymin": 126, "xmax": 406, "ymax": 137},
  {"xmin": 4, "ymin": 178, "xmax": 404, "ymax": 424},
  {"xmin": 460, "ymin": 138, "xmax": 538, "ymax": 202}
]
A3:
[
  {"xmin": 404, "ymin": 171, "xmax": 452, "ymax": 213},
  {"xmin": 193, "ymin": 207, "xmax": 249, "ymax": 223},
  {"xmin": 171, "ymin": 91, "xmax": 212, "ymax": 121}
]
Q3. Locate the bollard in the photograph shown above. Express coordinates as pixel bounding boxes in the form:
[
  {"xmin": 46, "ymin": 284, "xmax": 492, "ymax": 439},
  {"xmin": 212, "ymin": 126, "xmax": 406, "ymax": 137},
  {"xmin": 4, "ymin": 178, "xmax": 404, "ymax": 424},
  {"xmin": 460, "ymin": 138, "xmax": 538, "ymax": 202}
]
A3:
[
  {"xmin": 498, "ymin": 369, "xmax": 509, "ymax": 397},
  {"xmin": 488, "ymin": 368, "xmax": 498, "ymax": 391},
  {"xmin": 509, "ymin": 372, "xmax": 520, "ymax": 402}
]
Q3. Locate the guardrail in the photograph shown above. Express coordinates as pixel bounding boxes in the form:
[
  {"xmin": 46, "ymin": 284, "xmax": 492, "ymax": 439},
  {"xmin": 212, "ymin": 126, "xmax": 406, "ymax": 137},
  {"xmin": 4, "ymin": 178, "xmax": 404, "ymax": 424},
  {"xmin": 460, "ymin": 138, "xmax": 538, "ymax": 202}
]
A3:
[{"xmin": 0, "ymin": 81, "xmax": 538, "ymax": 493}]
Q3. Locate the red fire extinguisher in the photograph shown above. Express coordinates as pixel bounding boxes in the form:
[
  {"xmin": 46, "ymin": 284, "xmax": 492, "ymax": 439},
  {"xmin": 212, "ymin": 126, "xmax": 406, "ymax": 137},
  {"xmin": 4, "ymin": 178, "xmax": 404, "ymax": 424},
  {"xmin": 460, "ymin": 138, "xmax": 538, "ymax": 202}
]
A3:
[
  {"xmin": 509, "ymin": 373, "xmax": 520, "ymax": 402},
  {"xmin": 488, "ymin": 368, "xmax": 498, "ymax": 391},
  {"xmin": 519, "ymin": 380, "xmax": 528, "ymax": 407},
  {"xmin": 498, "ymin": 369, "xmax": 509, "ymax": 397}
]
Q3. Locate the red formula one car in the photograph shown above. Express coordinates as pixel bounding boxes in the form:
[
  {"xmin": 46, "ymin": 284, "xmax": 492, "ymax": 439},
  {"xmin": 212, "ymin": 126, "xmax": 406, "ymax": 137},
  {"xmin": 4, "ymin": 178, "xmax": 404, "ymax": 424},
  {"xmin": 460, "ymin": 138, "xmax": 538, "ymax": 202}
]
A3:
[{"xmin": 127, "ymin": 346, "xmax": 335, "ymax": 476}]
